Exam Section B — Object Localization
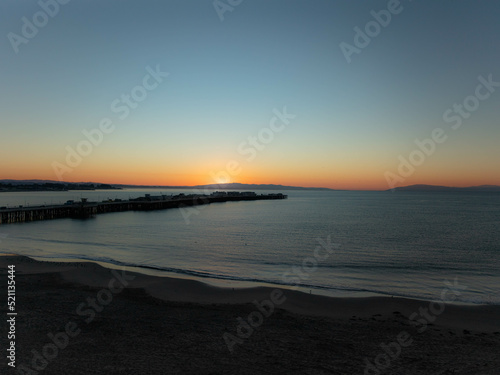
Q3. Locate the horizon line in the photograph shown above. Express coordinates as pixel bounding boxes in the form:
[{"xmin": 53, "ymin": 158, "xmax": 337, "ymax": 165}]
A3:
[{"xmin": 1, "ymin": 179, "xmax": 500, "ymax": 192}]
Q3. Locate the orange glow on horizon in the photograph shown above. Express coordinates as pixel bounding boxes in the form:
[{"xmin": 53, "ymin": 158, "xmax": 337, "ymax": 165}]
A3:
[
  {"xmin": 3, "ymin": 155, "xmax": 499, "ymax": 191},
  {"xmin": 4, "ymin": 170, "xmax": 499, "ymax": 191}
]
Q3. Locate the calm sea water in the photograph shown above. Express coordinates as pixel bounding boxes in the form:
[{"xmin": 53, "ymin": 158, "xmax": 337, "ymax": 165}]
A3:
[{"xmin": 1, "ymin": 189, "xmax": 499, "ymax": 304}]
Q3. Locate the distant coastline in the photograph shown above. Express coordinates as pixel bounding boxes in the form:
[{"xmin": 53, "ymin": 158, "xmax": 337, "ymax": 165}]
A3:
[
  {"xmin": 0, "ymin": 180, "xmax": 335, "ymax": 192},
  {"xmin": 1, "ymin": 180, "xmax": 499, "ymax": 193},
  {"xmin": 389, "ymin": 184, "xmax": 500, "ymax": 192},
  {"xmin": 0, "ymin": 181, "xmax": 120, "ymax": 193}
]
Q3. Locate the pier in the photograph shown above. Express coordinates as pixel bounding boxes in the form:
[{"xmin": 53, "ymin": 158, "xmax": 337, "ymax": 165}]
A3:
[{"xmin": 0, "ymin": 192, "xmax": 287, "ymax": 225}]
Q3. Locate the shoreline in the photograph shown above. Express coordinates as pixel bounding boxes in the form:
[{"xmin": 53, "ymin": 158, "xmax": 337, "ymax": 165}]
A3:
[
  {"xmin": 2, "ymin": 254, "xmax": 499, "ymax": 333},
  {"xmin": 7, "ymin": 252, "xmax": 499, "ymax": 307},
  {"xmin": 1, "ymin": 254, "xmax": 499, "ymax": 374}
]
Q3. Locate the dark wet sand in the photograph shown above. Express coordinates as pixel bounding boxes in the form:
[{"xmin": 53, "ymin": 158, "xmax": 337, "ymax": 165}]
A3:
[{"xmin": 1, "ymin": 255, "xmax": 499, "ymax": 374}]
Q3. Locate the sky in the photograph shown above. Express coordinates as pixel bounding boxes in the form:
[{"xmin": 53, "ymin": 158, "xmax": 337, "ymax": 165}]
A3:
[{"xmin": 1, "ymin": 0, "xmax": 499, "ymax": 190}]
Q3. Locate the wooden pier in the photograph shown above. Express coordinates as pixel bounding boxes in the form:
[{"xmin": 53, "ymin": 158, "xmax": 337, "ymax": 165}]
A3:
[{"xmin": 0, "ymin": 193, "xmax": 287, "ymax": 225}]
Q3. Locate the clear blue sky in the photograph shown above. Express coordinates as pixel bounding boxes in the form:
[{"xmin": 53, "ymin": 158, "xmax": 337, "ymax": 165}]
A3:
[{"xmin": 1, "ymin": 0, "xmax": 499, "ymax": 189}]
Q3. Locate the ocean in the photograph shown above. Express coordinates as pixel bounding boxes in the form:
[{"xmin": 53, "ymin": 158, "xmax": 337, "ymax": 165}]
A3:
[{"xmin": 1, "ymin": 189, "xmax": 499, "ymax": 304}]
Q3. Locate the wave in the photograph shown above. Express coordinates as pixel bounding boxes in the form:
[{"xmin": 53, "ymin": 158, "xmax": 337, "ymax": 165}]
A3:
[
  {"xmin": 4, "ymin": 251, "xmax": 497, "ymax": 305},
  {"xmin": 231, "ymin": 258, "xmax": 481, "ymax": 274}
]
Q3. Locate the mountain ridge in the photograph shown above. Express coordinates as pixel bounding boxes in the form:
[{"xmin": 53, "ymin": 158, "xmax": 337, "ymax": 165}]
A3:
[
  {"xmin": 0, "ymin": 180, "xmax": 336, "ymax": 191},
  {"xmin": 389, "ymin": 184, "xmax": 500, "ymax": 192}
]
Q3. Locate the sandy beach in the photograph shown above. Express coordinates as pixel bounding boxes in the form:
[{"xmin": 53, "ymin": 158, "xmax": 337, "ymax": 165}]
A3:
[{"xmin": 1, "ymin": 254, "xmax": 499, "ymax": 374}]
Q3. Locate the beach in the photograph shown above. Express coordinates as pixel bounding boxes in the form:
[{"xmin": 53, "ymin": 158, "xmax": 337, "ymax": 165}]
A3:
[
  {"xmin": 1, "ymin": 255, "xmax": 499, "ymax": 374},
  {"xmin": 4, "ymin": 1, "xmax": 500, "ymax": 374}
]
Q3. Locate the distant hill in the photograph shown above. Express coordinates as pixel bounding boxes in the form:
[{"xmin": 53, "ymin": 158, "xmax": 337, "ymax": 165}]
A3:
[
  {"xmin": 115, "ymin": 182, "xmax": 336, "ymax": 191},
  {"xmin": 0, "ymin": 179, "xmax": 107, "ymax": 186},
  {"xmin": 190, "ymin": 183, "xmax": 335, "ymax": 191},
  {"xmin": 0, "ymin": 180, "xmax": 336, "ymax": 192},
  {"xmin": 0, "ymin": 180, "xmax": 119, "ymax": 192},
  {"xmin": 0, "ymin": 179, "xmax": 66, "ymax": 185},
  {"xmin": 389, "ymin": 184, "xmax": 500, "ymax": 192}
]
